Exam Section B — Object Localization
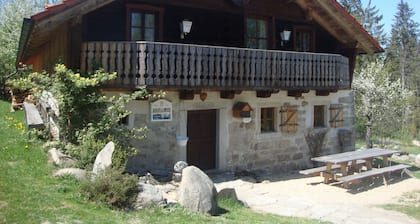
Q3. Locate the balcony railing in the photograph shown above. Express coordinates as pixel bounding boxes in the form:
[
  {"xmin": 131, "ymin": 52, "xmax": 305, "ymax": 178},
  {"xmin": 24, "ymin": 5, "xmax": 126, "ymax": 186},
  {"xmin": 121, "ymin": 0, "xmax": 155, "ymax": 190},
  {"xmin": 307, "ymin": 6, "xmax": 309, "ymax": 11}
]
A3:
[{"xmin": 80, "ymin": 41, "xmax": 350, "ymax": 90}]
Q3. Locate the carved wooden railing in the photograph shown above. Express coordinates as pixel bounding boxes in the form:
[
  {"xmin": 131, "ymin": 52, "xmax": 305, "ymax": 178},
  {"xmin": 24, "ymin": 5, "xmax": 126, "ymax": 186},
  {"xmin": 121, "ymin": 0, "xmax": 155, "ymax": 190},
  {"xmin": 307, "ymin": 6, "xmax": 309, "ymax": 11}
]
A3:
[{"xmin": 80, "ymin": 41, "xmax": 350, "ymax": 90}]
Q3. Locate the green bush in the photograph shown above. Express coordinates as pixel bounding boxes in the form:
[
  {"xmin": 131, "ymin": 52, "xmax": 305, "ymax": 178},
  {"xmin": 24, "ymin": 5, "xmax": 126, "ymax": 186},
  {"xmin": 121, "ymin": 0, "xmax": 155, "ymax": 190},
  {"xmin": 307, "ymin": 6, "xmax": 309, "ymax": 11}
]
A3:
[
  {"xmin": 8, "ymin": 64, "xmax": 150, "ymax": 169},
  {"xmin": 80, "ymin": 167, "xmax": 139, "ymax": 209}
]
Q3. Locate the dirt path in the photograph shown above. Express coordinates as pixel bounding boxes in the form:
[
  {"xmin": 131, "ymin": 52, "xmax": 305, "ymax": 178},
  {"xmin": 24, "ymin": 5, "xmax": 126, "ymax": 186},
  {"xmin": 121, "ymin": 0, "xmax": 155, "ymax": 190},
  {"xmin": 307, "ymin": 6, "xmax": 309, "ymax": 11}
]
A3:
[{"xmin": 214, "ymin": 174, "xmax": 420, "ymax": 224}]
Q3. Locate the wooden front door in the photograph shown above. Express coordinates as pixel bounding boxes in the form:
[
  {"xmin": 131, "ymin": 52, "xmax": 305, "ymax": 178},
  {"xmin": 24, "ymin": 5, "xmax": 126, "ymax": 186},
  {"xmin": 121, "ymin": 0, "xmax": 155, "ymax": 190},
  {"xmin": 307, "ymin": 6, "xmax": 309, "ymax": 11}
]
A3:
[{"xmin": 187, "ymin": 110, "xmax": 217, "ymax": 170}]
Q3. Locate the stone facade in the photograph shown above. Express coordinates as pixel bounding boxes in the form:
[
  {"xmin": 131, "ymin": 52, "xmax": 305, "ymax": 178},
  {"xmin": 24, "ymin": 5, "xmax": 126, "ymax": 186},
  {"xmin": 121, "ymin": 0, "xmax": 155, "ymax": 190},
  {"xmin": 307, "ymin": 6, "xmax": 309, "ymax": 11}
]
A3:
[{"xmin": 122, "ymin": 90, "xmax": 355, "ymax": 173}]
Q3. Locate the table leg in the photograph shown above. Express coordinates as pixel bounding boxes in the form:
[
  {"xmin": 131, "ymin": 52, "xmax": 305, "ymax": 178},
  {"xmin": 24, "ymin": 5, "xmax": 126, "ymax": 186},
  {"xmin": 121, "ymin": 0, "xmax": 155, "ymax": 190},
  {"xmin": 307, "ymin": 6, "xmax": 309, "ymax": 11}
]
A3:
[
  {"xmin": 382, "ymin": 156, "xmax": 390, "ymax": 167},
  {"xmin": 365, "ymin": 158, "xmax": 373, "ymax": 170},
  {"xmin": 324, "ymin": 163, "xmax": 333, "ymax": 184},
  {"xmin": 340, "ymin": 162, "xmax": 348, "ymax": 176},
  {"xmin": 349, "ymin": 160, "xmax": 357, "ymax": 174}
]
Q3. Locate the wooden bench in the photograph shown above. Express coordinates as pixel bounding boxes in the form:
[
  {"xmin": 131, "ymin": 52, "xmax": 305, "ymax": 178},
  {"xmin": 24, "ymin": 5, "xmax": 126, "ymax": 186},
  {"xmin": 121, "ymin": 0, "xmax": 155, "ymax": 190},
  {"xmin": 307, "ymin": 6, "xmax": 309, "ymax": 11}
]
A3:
[
  {"xmin": 299, "ymin": 160, "xmax": 365, "ymax": 176},
  {"xmin": 338, "ymin": 164, "xmax": 411, "ymax": 188},
  {"xmin": 23, "ymin": 102, "xmax": 44, "ymax": 132}
]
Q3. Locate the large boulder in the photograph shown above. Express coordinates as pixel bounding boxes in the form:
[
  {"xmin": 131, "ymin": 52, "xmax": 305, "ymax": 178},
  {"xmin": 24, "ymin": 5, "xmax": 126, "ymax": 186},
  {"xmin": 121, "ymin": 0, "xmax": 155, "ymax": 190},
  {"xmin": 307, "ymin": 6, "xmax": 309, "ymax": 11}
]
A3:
[
  {"xmin": 217, "ymin": 188, "xmax": 238, "ymax": 201},
  {"xmin": 53, "ymin": 168, "xmax": 86, "ymax": 180},
  {"xmin": 178, "ymin": 166, "xmax": 218, "ymax": 215},
  {"xmin": 134, "ymin": 183, "xmax": 165, "ymax": 209},
  {"xmin": 92, "ymin": 142, "xmax": 115, "ymax": 175}
]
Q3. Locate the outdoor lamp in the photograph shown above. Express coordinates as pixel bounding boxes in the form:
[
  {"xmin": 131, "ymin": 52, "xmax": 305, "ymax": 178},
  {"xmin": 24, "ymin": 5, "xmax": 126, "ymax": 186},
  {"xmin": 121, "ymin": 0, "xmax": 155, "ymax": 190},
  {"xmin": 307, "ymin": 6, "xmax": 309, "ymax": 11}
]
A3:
[
  {"xmin": 280, "ymin": 30, "xmax": 292, "ymax": 46},
  {"xmin": 180, "ymin": 19, "xmax": 193, "ymax": 39}
]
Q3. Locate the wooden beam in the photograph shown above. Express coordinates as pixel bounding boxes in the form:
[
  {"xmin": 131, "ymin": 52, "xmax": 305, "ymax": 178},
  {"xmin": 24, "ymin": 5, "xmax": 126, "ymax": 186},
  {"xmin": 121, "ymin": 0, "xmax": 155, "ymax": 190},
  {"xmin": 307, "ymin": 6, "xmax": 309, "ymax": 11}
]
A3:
[
  {"xmin": 287, "ymin": 90, "xmax": 308, "ymax": 97},
  {"xmin": 256, "ymin": 90, "xmax": 272, "ymax": 98},
  {"xmin": 179, "ymin": 90, "xmax": 194, "ymax": 100},
  {"xmin": 220, "ymin": 91, "xmax": 235, "ymax": 99},
  {"xmin": 315, "ymin": 90, "xmax": 330, "ymax": 96}
]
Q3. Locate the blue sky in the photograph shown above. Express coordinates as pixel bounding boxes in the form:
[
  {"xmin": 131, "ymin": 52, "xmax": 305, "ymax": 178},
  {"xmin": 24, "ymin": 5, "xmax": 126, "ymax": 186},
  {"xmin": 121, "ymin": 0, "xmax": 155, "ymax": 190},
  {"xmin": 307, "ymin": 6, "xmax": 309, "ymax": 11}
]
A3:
[{"xmin": 360, "ymin": 0, "xmax": 420, "ymax": 35}]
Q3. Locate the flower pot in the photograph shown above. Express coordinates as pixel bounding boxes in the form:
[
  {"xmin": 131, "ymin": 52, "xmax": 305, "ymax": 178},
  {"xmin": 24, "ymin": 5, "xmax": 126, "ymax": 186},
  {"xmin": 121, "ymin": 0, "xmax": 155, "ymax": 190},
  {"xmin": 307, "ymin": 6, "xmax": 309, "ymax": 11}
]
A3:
[{"xmin": 176, "ymin": 136, "xmax": 189, "ymax": 147}]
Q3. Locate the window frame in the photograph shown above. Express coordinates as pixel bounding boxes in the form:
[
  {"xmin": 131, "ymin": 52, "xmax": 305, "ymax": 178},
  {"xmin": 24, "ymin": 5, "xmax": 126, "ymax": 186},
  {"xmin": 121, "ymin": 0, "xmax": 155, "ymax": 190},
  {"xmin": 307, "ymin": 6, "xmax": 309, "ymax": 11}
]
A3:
[
  {"xmin": 126, "ymin": 4, "xmax": 164, "ymax": 41},
  {"xmin": 245, "ymin": 15, "xmax": 272, "ymax": 49},
  {"xmin": 260, "ymin": 107, "xmax": 276, "ymax": 133}
]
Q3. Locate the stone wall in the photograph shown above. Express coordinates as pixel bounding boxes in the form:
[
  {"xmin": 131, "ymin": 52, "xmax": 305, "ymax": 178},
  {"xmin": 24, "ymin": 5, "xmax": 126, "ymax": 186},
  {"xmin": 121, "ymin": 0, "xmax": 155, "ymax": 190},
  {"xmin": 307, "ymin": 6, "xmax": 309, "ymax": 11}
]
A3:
[{"xmin": 120, "ymin": 90, "xmax": 355, "ymax": 173}]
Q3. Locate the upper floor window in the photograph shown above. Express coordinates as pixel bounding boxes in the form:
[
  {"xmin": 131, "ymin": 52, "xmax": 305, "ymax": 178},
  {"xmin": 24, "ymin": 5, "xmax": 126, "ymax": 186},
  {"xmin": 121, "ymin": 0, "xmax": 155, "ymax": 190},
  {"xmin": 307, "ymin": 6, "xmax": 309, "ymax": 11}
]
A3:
[
  {"xmin": 261, "ymin": 107, "xmax": 275, "ymax": 133},
  {"xmin": 246, "ymin": 17, "xmax": 268, "ymax": 49},
  {"xmin": 127, "ymin": 5, "xmax": 163, "ymax": 41},
  {"xmin": 131, "ymin": 12, "xmax": 156, "ymax": 41},
  {"xmin": 294, "ymin": 27, "xmax": 315, "ymax": 52}
]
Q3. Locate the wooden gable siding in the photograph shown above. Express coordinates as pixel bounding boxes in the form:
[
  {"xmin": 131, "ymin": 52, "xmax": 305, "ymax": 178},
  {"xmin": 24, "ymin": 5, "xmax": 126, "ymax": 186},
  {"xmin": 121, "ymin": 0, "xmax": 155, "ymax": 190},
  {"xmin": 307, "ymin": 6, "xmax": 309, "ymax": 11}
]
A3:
[
  {"xmin": 34, "ymin": 24, "xmax": 71, "ymax": 73},
  {"xmin": 82, "ymin": 0, "xmax": 344, "ymax": 53}
]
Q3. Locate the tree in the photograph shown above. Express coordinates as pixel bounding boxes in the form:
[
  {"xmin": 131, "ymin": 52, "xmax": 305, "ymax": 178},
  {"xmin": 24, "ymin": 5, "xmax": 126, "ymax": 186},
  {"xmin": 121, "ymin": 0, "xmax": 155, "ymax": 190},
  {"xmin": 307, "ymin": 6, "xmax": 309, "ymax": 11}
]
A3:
[
  {"xmin": 353, "ymin": 61, "xmax": 411, "ymax": 147},
  {"xmin": 386, "ymin": 0, "xmax": 419, "ymax": 88},
  {"xmin": 339, "ymin": 0, "xmax": 386, "ymax": 68},
  {"xmin": 386, "ymin": 0, "xmax": 419, "ymax": 138},
  {"xmin": 0, "ymin": 0, "xmax": 60, "ymax": 95}
]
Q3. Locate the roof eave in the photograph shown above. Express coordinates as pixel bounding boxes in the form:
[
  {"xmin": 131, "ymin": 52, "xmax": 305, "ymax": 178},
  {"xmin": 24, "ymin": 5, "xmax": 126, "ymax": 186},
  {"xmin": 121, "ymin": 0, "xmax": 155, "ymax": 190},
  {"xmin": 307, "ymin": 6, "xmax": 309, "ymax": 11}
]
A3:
[{"xmin": 16, "ymin": 18, "xmax": 34, "ymax": 68}]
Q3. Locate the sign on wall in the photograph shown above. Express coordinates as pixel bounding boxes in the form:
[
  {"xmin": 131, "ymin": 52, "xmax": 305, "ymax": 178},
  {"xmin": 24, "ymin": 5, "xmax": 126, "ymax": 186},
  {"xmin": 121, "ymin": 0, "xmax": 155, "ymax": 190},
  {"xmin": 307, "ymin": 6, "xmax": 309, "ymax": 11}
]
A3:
[{"xmin": 150, "ymin": 99, "xmax": 172, "ymax": 122}]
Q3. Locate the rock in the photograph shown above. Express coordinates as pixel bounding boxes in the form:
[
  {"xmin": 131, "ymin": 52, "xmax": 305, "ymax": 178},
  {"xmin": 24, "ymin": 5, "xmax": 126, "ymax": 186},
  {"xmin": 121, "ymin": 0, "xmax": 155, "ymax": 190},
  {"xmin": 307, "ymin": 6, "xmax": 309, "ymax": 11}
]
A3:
[
  {"xmin": 92, "ymin": 142, "xmax": 115, "ymax": 175},
  {"xmin": 412, "ymin": 140, "xmax": 420, "ymax": 147},
  {"xmin": 178, "ymin": 166, "xmax": 218, "ymax": 215},
  {"xmin": 174, "ymin": 161, "xmax": 188, "ymax": 173},
  {"xmin": 416, "ymin": 154, "xmax": 420, "ymax": 167},
  {"xmin": 138, "ymin": 172, "xmax": 160, "ymax": 185},
  {"xmin": 48, "ymin": 148, "xmax": 75, "ymax": 168},
  {"xmin": 48, "ymin": 148, "xmax": 60, "ymax": 165},
  {"xmin": 217, "ymin": 188, "xmax": 238, "ymax": 201},
  {"xmin": 135, "ymin": 183, "xmax": 166, "ymax": 209},
  {"xmin": 53, "ymin": 168, "xmax": 86, "ymax": 180},
  {"xmin": 399, "ymin": 155, "xmax": 410, "ymax": 161},
  {"xmin": 409, "ymin": 154, "xmax": 417, "ymax": 162},
  {"xmin": 172, "ymin": 172, "xmax": 182, "ymax": 182}
]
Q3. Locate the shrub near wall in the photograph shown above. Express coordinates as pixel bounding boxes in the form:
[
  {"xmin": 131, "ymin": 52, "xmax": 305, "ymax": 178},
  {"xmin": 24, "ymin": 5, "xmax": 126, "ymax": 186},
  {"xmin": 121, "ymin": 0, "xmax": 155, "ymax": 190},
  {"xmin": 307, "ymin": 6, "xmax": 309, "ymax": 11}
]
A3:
[{"xmin": 7, "ymin": 64, "xmax": 148, "ymax": 169}]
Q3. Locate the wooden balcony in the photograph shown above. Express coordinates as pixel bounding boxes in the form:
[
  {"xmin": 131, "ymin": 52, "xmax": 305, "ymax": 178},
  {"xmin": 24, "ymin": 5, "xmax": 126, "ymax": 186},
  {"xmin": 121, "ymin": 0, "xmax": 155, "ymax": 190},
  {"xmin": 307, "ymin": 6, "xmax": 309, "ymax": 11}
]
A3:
[{"xmin": 80, "ymin": 41, "xmax": 350, "ymax": 91}]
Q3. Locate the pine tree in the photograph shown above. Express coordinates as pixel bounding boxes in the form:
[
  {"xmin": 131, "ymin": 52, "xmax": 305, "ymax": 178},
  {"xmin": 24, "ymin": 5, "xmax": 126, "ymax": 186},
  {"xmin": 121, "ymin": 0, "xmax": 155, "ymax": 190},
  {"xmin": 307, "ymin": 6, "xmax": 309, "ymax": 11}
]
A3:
[
  {"xmin": 386, "ymin": 0, "xmax": 420, "ymax": 138},
  {"xmin": 386, "ymin": 0, "xmax": 419, "ymax": 89},
  {"xmin": 339, "ymin": 0, "xmax": 386, "ymax": 69}
]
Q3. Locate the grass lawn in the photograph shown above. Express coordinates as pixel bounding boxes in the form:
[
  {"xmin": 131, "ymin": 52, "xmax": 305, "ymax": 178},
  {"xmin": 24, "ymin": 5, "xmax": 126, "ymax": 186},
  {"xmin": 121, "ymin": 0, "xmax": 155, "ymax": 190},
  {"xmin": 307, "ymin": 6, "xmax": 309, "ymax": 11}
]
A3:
[
  {"xmin": 0, "ymin": 99, "xmax": 329, "ymax": 224},
  {"xmin": 382, "ymin": 191, "xmax": 420, "ymax": 221}
]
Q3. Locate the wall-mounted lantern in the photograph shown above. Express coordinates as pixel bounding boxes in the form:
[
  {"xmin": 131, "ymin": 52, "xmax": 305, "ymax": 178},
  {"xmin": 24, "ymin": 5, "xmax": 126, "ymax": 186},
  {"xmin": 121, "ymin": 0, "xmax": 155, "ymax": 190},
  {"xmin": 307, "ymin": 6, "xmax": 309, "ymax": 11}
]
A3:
[
  {"xmin": 180, "ymin": 19, "xmax": 193, "ymax": 39},
  {"xmin": 232, "ymin": 102, "xmax": 253, "ymax": 123},
  {"xmin": 280, "ymin": 30, "xmax": 292, "ymax": 46}
]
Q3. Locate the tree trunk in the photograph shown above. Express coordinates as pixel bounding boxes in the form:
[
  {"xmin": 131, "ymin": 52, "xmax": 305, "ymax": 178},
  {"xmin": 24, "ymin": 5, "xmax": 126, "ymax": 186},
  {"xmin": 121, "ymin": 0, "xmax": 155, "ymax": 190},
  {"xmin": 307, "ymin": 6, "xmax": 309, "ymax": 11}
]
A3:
[{"xmin": 365, "ymin": 113, "xmax": 373, "ymax": 148}]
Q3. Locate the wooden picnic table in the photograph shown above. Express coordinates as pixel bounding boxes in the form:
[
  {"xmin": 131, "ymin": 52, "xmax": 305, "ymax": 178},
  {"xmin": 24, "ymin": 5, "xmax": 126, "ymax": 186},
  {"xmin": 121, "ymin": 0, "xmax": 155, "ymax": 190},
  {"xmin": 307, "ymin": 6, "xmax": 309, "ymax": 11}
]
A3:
[{"xmin": 311, "ymin": 148, "xmax": 397, "ymax": 183}]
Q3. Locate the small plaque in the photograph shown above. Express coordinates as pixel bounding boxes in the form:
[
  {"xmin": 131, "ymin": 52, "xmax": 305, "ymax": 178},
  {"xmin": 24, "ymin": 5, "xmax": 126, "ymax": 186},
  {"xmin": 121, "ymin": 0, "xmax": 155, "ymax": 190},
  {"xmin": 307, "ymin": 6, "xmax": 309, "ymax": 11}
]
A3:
[{"xmin": 151, "ymin": 99, "xmax": 172, "ymax": 122}]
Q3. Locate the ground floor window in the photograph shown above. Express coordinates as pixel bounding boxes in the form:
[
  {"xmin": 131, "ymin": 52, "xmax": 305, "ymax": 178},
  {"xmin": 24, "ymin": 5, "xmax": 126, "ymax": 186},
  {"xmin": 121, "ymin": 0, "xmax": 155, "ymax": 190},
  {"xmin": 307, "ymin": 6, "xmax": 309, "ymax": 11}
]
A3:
[
  {"xmin": 261, "ymin": 107, "xmax": 275, "ymax": 133},
  {"xmin": 314, "ymin": 105, "xmax": 326, "ymax": 127}
]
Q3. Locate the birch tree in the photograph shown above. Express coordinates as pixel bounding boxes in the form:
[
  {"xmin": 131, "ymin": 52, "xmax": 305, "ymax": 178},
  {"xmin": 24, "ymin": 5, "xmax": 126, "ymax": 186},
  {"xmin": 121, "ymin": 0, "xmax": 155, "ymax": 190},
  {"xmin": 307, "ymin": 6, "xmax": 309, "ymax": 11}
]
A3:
[{"xmin": 353, "ymin": 61, "xmax": 411, "ymax": 147}]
